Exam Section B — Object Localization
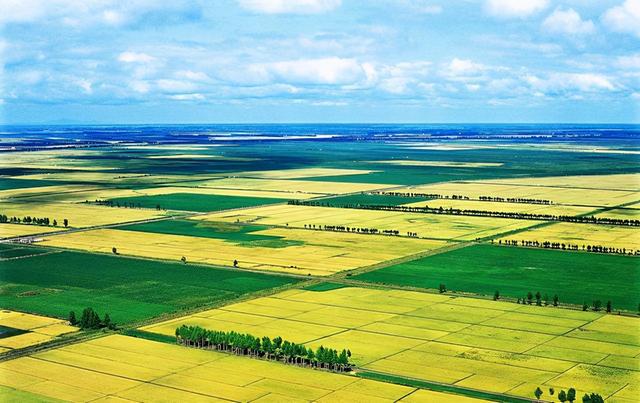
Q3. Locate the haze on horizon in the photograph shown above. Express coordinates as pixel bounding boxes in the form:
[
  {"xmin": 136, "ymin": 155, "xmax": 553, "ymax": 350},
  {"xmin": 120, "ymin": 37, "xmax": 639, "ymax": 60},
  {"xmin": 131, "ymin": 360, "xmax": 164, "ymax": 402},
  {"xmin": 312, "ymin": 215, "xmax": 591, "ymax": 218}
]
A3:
[{"xmin": 1, "ymin": 0, "xmax": 639, "ymax": 124}]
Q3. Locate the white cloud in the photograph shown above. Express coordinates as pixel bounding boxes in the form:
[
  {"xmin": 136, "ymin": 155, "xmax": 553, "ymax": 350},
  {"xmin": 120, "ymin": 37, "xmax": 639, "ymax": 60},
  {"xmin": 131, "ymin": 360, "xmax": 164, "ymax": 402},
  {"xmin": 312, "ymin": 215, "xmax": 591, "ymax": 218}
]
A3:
[
  {"xmin": 447, "ymin": 58, "xmax": 485, "ymax": 76},
  {"xmin": 168, "ymin": 93, "xmax": 205, "ymax": 101},
  {"xmin": 526, "ymin": 73, "xmax": 617, "ymax": 93},
  {"xmin": 484, "ymin": 0, "xmax": 549, "ymax": 19},
  {"xmin": 617, "ymin": 54, "xmax": 640, "ymax": 69},
  {"xmin": 254, "ymin": 57, "xmax": 366, "ymax": 85},
  {"xmin": 156, "ymin": 79, "xmax": 198, "ymax": 93},
  {"xmin": 237, "ymin": 0, "xmax": 341, "ymax": 14},
  {"xmin": 75, "ymin": 78, "xmax": 93, "ymax": 94},
  {"xmin": 542, "ymin": 8, "xmax": 595, "ymax": 35},
  {"xmin": 117, "ymin": 51, "xmax": 156, "ymax": 63},
  {"xmin": 602, "ymin": 0, "xmax": 640, "ymax": 38},
  {"xmin": 175, "ymin": 70, "xmax": 211, "ymax": 81}
]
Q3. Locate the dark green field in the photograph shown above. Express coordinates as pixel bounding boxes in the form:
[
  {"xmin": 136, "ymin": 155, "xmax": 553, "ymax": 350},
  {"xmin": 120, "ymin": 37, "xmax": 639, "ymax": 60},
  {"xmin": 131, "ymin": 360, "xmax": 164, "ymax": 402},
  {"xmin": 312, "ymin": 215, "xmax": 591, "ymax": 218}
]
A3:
[
  {"xmin": 354, "ymin": 245, "xmax": 640, "ymax": 310},
  {"xmin": 0, "ymin": 246, "xmax": 300, "ymax": 324},
  {"xmin": 0, "ymin": 178, "xmax": 60, "ymax": 190},
  {"xmin": 108, "ymin": 192, "xmax": 287, "ymax": 212},
  {"xmin": 319, "ymin": 193, "xmax": 430, "ymax": 206},
  {"xmin": 119, "ymin": 219, "xmax": 303, "ymax": 248}
]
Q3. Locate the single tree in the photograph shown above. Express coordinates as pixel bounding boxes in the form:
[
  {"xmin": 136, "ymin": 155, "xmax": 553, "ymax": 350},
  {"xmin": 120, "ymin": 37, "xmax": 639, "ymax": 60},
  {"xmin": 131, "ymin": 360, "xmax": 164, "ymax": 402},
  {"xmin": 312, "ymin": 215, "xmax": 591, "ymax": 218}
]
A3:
[
  {"xmin": 68, "ymin": 311, "xmax": 77, "ymax": 326},
  {"xmin": 558, "ymin": 390, "xmax": 567, "ymax": 402},
  {"xmin": 63, "ymin": 218, "xmax": 69, "ymax": 227},
  {"xmin": 112, "ymin": 247, "xmax": 117, "ymax": 255},
  {"xmin": 553, "ymin": 294, "xmax": 559, "ymax": 307},
  {"xmin": 535, "ymin": 291, "xmax": 542, "ymax": 306},
  {"xmin": 53, "ymin": 219, "xmax": 57, "ymax": 226},
  {"xmin": 593, "ymin": 300, "xmax": 602, "ymax": 311},
  {"xmin": 493, "ymin": 290, "xmax": 500, "ymax": 301},
  {"xmin": 606, "ymin": 300, "xmax": 612, "ymax": 313},
  {"xmin": 549, "ymin": 387, "xmax": 555, "ymax": 395},
  {"xmin": 439, "ymin": 283, "xmax": 446, "ymax": 293},
  {"xmin": 582, "ymin": 303, "xmax": 589, "ymax": 311},
  {"xmin": 582, "ymin": 394, "xmax": 591, "ymax": 403},
  {"xmin": 233, "ymin": 259, "xmax": 238, "ymax": 267},
  {"xmin": 534, "ymin": 387, "xmax": 543, "ymax": 400},
  {"xmin": 181, "ymin": 256, "xmax": 187, "ymax": 264},
  {"xmin": 527, "ymin": 291, "xmax": 533, "ymax": 304},
  {"xmin": 567, "ymin": 387, "xmax": 576, "ymax": 402},
  {"xmin": 102, "ymin": 313, "xmax": 111, "ymax": 329}
]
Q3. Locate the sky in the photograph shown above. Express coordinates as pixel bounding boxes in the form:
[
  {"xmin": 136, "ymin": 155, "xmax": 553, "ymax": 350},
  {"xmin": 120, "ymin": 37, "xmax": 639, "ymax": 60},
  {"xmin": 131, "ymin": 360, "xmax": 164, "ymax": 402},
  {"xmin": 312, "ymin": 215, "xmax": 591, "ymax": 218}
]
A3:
[{"xmin": 1, "ymin": 0, "xmax": 639, "ymax": 124}]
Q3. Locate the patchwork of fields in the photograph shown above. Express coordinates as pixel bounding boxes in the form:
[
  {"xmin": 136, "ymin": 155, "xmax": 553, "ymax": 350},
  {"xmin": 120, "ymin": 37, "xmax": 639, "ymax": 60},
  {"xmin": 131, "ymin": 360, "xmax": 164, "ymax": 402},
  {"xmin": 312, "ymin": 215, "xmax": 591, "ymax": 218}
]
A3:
[
  {"xmin": 143, "ymin": 286, "xmax": 640, "ymax": 402},
  {"xmin": 0, "ymin": 334, "xmax": 489, "ymax": 402},
  {"xmin": 0, "ymin": 310, "xmax": 77, "ymax": 352}
]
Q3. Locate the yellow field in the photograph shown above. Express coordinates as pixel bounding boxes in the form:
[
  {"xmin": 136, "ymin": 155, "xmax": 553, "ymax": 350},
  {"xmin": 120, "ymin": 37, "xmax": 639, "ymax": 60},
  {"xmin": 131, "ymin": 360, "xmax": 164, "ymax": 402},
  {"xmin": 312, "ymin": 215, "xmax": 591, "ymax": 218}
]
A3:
[
  {"xmin": 0, "ymin": 223, "xmax": 63, "ymax": 239},
  {"xmin": 0, "ymin": 334, "xmax": 489, "ymax": 402},
  {"xmin": 182, "ymin": 177, "xmax": 391, "ymax": 195},
  {"xmin": 226, "ymin": 167, "xmax": 377, "ymax": 179},
  {"xmin": 0, "ymin": 201, "xmax": 166, "ymax": 228},
  {"xmin": 0, "ymin": 149, "xmax": 117, "ymax": 171},
  {"xmin": 372, "ymin": 160, "xmax": 503, "ymax": 168},
  {"xmin": 142, "ymin": 287, "xmax": 640, "ymax": 401},
  {"xmin": 402, "ymin": 198, "xmax": 596, "ymax": 216},
  {"xmin": 595, "ymin": 207, "xmax": 640, "ymax": 220},
  {"xmin": 196, "ymin": 204, "xmax": 538, "ymax": 241},
  {"xmin": 147, "ymin": 154, "xmax": 256, "ymax": 161},
  {"xmin": 0, "ymin": 310, "xmax": 77, "ymax": 351},
  {"xmin": 402, "ymin": 180, "xmax": 639, "ymax": 207},
  {"xmin": 477, "ymin": 173, "xmax": 640, "ymax": 192},
  {"xmin": 0, "ymin": 184, "xmax": 95, "ymax": 201},
  {"xmin": 38, "ymin": 227, "xmax": 447, "ymax": 276},
  {"xmin": 12, "ymin": 171, "xmax": 215, "ymax": 184},
  {"xmin": 500, "ymin": 222, "xmax": 640, "ymax": 251}
]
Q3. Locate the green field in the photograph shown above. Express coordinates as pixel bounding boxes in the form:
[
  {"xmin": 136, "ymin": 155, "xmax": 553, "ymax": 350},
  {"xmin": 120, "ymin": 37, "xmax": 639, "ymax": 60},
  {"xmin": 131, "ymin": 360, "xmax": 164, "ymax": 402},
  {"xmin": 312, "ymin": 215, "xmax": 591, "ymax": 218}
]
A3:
[
  {"xmin": 354, "ymin": 244, "xmax": 640, "ymax": 310},
  {"xmin": 109, "ymin": 192, "xmax": 287, "ymax": 212},
  {"xmin": 119, "ymin": 219, "xmax": 304, "ymax": 248},
  {"xmin": 319, "ymin": 193, "xmax": 431, "ymax": 206},
  {"xmin": 0, "ymin": 246, "xmax": 300, "ymax": 324}
]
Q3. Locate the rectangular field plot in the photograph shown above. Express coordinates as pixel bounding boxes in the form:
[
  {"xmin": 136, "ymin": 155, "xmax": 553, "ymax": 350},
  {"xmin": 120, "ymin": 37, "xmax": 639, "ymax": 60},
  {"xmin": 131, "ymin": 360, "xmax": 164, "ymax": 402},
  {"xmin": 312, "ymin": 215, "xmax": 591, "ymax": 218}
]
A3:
[
  {"xmin": 0, "ymin": 201, "xmax": 166, "ymax": 228},
  {"xmin": 183, "ymin": 177, "xmax": 391, "ymax": 195},
  {"xmin": 500, "ymin": 222, "xmax": 640, "ymax": 252},
  {"xmin": 402, "ymin": 198, "xmax": 596, "ymax": 216},
  {"xmin": 142, "ymin": 287, "xmax": 640, "ymax": 401},
  {"xmin": 40, "ymin": 227, "xmax": 448, "ymax": 276},
  {"xmin": 476, "ymin": 173, "xmax": 640, "ymax": 192},
  {"xmin": 353, "ymin": 244, "xmax": 640, "ymax": 310},
  {"xmin": 108, "ymin": 192, "xmax": 288, "ymax": 212},
  {"xmin": 0, "ymin": 334, "xmax": 447, "ymax": 403},
  {"xmin": 0, "ymin": 248, "xmax": 299, "ymax": 324},
  {"xmin": 402, "ymin": 179, "xmax": 640, "ymax": 207},
  {"xmin": 0, "ymin": 223, "xmax": 62, "ymax": 239},
  {"xmin": 196, "ymin": 204, "xmax": 538, "ymax": 241},
  {"xmin": 0, "ymin": 310, "xmax": 77, "ymax": 351}
]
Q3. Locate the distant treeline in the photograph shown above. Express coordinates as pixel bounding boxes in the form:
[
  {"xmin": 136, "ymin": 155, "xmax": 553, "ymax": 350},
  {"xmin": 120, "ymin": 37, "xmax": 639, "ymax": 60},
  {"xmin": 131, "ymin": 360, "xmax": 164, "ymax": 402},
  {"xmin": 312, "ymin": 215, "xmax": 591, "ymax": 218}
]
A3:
[
  {"xmin": 302, "ymin": 223, "xmax": 418, "ymax": 237},
  {"xmin": 175, "ymin": 325, "xmax": 353, "ymax": 372},
  {"xmin": 496, "ymin": 239, "xmax": 639, "ymax": 256},
  {"xmin": 89, "ymin": 199, "xmax": 163, "ymax": 210},
  {"xmin": 370, "ymin": 191, "xmax": 553, "ymax": 205},
  {"xmin": 0, "ymin": 214, "xmax": 68, "ymax": 227},
  {"xmin": 288, "ymin": 200, "xmax": 639, "ymax": 227}
]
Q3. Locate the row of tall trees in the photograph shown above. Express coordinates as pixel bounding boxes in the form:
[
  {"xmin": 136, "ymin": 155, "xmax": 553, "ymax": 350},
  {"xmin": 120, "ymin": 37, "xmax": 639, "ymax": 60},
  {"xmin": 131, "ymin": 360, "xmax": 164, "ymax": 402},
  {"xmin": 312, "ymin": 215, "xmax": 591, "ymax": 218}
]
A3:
[
  {"xmin": 371, "ymin": 191, "xmax": 553, "ymax": 205},
  {"xmin": 516, "ymin": 291, "xmax": 559, "ymax": 307},
  {"xmin": 288, "ymin": 200, "xmax": 637, "ymax": 227},
  {"xmin": 175, "ymin": 325, "xmax": 353, "ymax": 372},
  {"xmin": 534, "ymin": 386, "xmax": 603, "ymax": 403},
  {"xmin": 68, "ymin": 307, "xmax": 116, "ymax": 330},
  {"xmin": 497, "ymin": 239, "xmax": 639, "ymax": 256},
  {"xmin": 301, "ymin": 223, "xmax": 417, "ymax": 237},
  {"xmin": 90, "ymin": 199, "xmax": 142, "ymax": 209},
  {"xmin": 0, "ymin": 214, "xmax": 68, "ymax": 227}
]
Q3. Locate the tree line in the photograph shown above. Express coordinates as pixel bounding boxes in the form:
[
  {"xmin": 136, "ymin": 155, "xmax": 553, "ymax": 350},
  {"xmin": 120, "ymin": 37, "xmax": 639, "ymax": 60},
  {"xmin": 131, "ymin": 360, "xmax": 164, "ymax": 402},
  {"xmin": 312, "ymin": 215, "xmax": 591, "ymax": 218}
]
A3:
[
  {"xmin": 288, "ymin": 200, "xmax": 638, "ymax": 227},
  {"xmin": 68, "ymin": 307, "xmax": 116, "ymax": 330},
  {"xmin": 89, "ymin": 199, "xmax": 163, "ymax": 210},
  {"xmin": 175, "ymin": 325, "xmax": 353, "ymax": 372},
  {"xmin": 302, "ymin": 223, "xmax": 418, "ymax": 238},
  {"xmin": 534, "ymin": 386, "xmax": 604, "ymax": 403},
  {"xmin": 0, "ymin": 214, "xmax": 68, "ymax": 228},
  {"xmin": 496, "ymin": 239, "xmax": 639, "ymax": 256},
  {"xmin": 370, "ymin": 191, "xmax": 553, "ymax": 205}
]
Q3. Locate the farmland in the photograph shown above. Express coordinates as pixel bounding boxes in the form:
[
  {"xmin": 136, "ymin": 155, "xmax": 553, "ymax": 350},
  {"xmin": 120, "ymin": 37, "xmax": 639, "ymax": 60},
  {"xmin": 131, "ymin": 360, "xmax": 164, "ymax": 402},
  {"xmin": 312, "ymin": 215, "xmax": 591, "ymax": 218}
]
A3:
[
  {"xmin": 142, "ymin": 286, "xmax": 640, "ymax": 401},
  {"xmin": 0, "ymin": 125, "xmax": 638, "ymax": 402},
  {"xmin": 0, "ymin": 245, "xmax": 300, "ymax": 324},
  {"xmin": 353, "ymin": 244, "xmax": 640, "ymax": 310}
]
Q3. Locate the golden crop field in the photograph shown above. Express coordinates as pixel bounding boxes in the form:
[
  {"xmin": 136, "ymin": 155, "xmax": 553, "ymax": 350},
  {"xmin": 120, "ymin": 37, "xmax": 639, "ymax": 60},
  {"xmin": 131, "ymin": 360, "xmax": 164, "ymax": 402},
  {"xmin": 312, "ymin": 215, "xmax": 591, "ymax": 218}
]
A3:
[
  {"xmin": 0, "ymin": 201, "xmax": 166, "ymax": 228},
  {"xmin": 142, "ymin": 287, "xmax": 640, "ymax": 401},
  {"xmin": 500, "ymin": 222, "xmax": 640, "ymax": 251},
  {"xmin": 39, "ymin": 227, "xmax": 447, "ymax": 276},
  {"xmin": 0, "ymin": 334, "xmax": 489, "ymax": 402},
  {"xmin": 0, "ymin": 184, "xmax": 95, "ymax": 201},
  {"xmin": 0, "ymin": 223, "xmax": 62, "ymax": 239},
  {"xmin": 477, "ymin": 173, "xmax": 640, "ymax": 192},
  {"xmin": 402, "ymin": 181, "xmax": 639, "ymax": 207},
  {"xmin": 0, "ymin": 310, "xmax": 77, "ymax": 351},
  {"xmin": 182, "ymin": 177, "xmax": 391, "ymax": 195},
  {"xmin": 196, "ymin": 204, "xmax": 538, "ymax": 241}
]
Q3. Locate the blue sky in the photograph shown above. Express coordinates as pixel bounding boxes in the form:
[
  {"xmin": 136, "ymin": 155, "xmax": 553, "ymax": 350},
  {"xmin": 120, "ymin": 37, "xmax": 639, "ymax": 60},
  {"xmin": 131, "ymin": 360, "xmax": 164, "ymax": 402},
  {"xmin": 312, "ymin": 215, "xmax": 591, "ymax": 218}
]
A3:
[{"xmin": 1, "ymin": 0, "xmax": 639, "ymax": 123}]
